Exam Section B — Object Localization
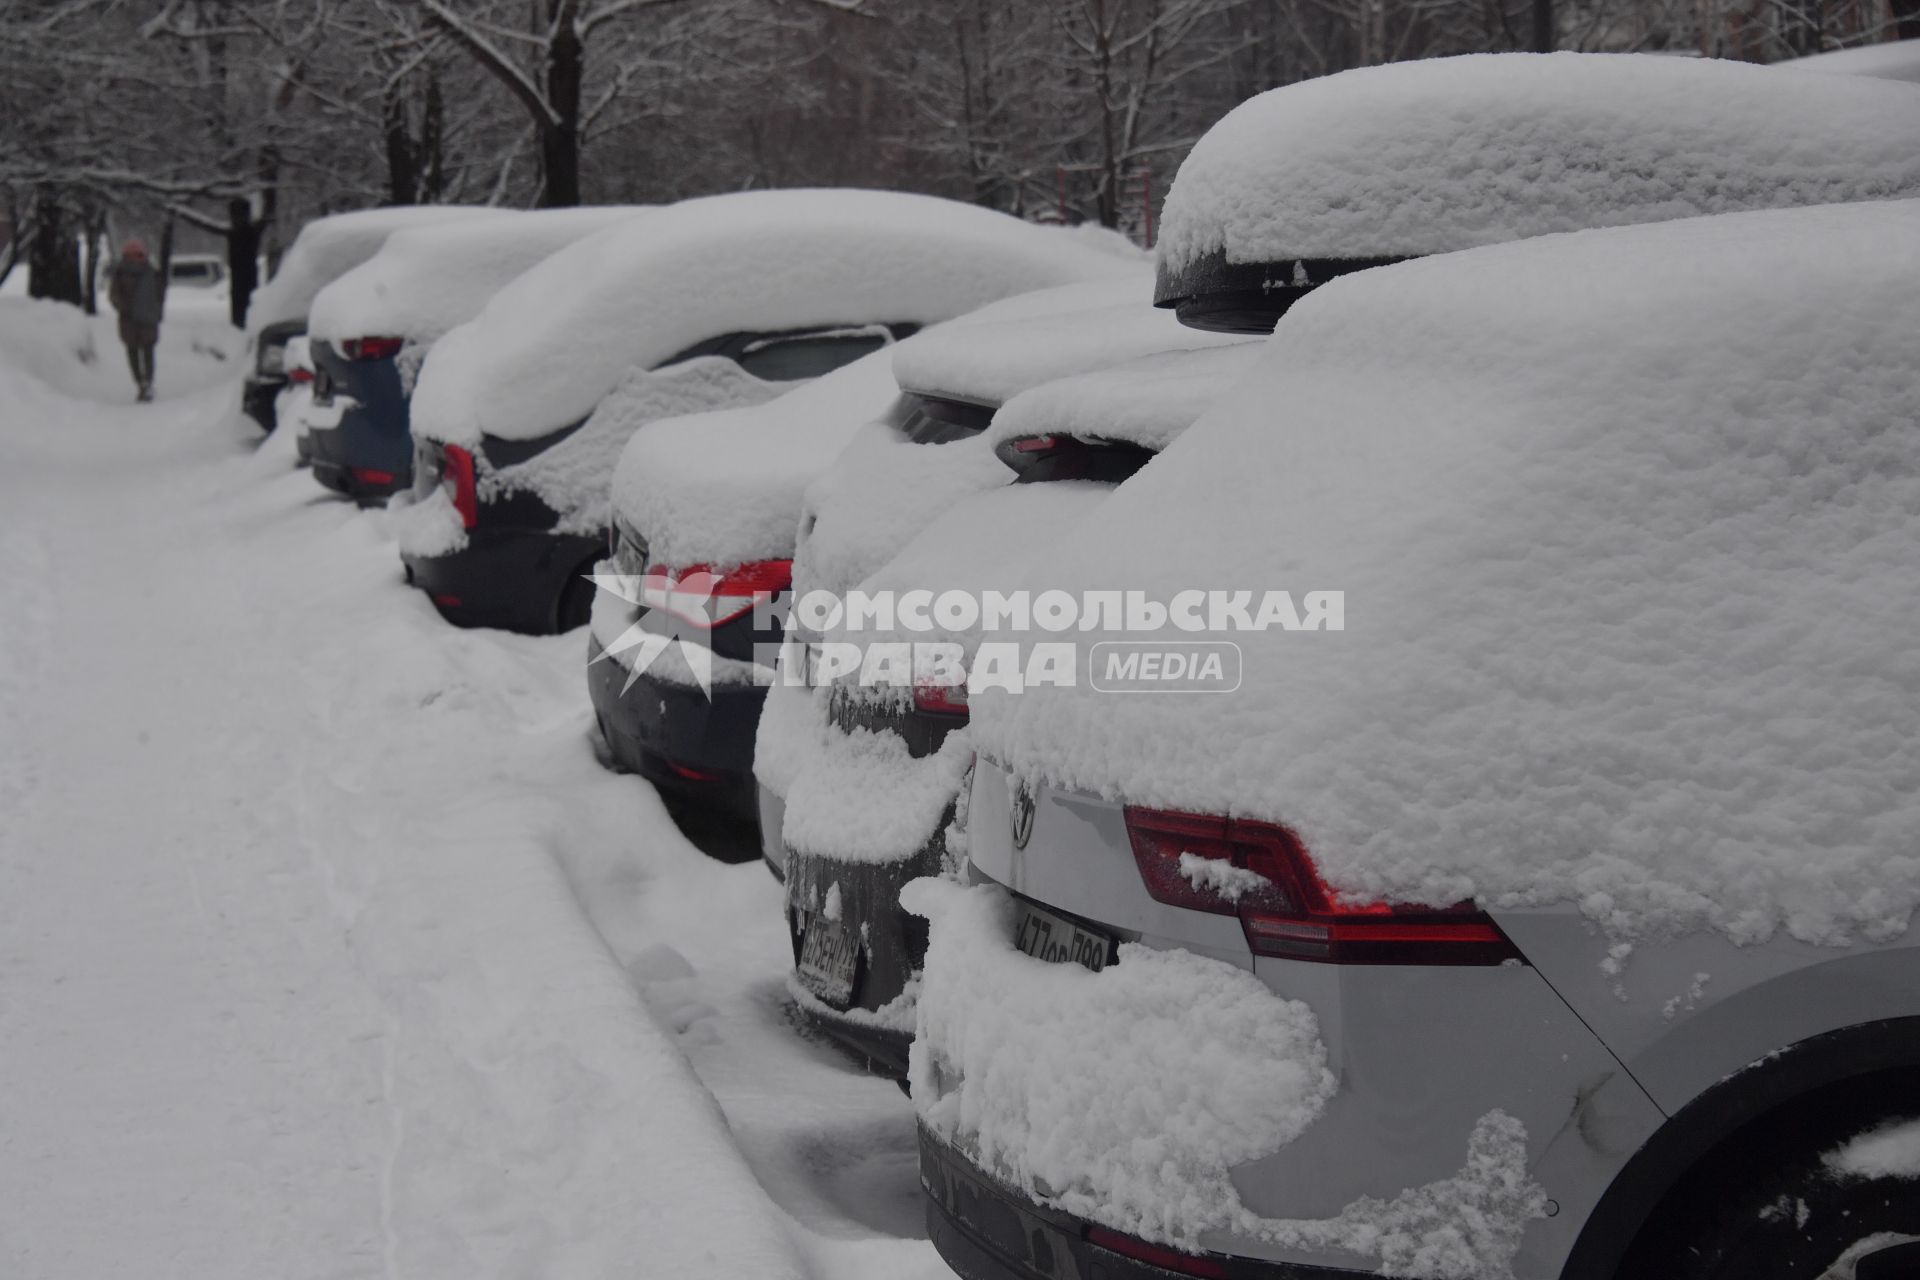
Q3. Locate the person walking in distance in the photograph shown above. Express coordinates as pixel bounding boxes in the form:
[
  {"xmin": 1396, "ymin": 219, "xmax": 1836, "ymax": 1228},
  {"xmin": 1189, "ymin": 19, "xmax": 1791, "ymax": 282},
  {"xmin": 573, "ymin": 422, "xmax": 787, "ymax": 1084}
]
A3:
[{"xmin": 108, "ymin": 239, "xmax": 163, "ymax": 402}]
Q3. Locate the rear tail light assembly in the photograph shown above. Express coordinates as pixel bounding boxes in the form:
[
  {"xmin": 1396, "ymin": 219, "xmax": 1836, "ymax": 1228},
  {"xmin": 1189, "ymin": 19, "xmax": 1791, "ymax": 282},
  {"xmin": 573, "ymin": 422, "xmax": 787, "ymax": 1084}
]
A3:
[
  {"xmin": 351, "ymin": 467, "xmax": 395, "ymax": 488},
  {"xmin": 642, "ymin": 559, "xmax": 792, "ymax": 628},
  {"xmin": 1086, "ymin": 1227, "xmax": 1229, "ymax": 1279},
  {"xmin": 441, "ymin": 445, "xmax": 479, "ymax": 529},
  {"xmin": 1123, "ymin": 807, "xmax": 1521, "ymax": 966},
  {"xmin": 912, "ymin": 679, "xmax": 969, "ymax": 718},
  {"xmin": 340, "ymin": 335, "xmax": 404, "ymax": 361},
  {"xmin": 288, "ymin": 366, "xmax": 314, "ymax": 385},
  {"xmin": 996, "ymin": 433, "xmax": 1158, "ymax": 484}
]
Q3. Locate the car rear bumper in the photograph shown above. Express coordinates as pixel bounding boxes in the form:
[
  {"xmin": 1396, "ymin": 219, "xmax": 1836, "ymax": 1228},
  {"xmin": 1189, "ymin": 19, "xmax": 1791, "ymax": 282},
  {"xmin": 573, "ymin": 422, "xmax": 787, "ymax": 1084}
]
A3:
[
  {"xmin": 403, "ymin": 528, "xmax": 600, "ymax": 635},
  {"xmin": 586, "ymin": 636, "xmax": 763, "ymax": 820},
  {"xmin": 306, "ymin": 417, "xmax": 410, "ymax": 504},
  {"xmin": 784, "ymin": 833, "xmax": 945, "ymax": 1080},
  {"xmin": 242, "ymin": 377, "xmax": 282, "ymax": 433},
  {"xmin": 921, "ymin": 1127, "xmax": 1373, "ymax": 1280}
]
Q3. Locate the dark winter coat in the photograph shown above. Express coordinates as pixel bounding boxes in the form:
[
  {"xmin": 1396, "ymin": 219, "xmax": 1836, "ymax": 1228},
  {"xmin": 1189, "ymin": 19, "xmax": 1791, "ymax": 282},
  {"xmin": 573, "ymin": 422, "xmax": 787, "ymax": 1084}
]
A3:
[{"xmin": 108, "ymin": 258, "xmax": 163, "ymax": 347}]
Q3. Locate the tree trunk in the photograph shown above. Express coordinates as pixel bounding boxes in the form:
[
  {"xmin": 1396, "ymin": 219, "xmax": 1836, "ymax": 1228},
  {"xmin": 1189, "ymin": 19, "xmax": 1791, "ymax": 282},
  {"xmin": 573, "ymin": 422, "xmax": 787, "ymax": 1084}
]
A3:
[
  {"xmin": 158, "ymin": 212, "xmax": 177, "ymax": 314},
  {"xmin": 80, "ymin": 205, "xmax": 106, "ymax": 316},
  {"xmin": 228, "ymin": 197, "xmax": 262, "ymax": 331},
  {"xmin": 421, "ymin": 71, "xmax": 447, "ymax": 203},
  {"xmin": 1531, "ymin": 0, "xmax": 1554, "ymax": 49},
  {"xmin": 539, "ymin": 18, "xmax": 585, "ymax": 207},
  {"xmin": 28, "ymin": 187, "xmax": 84, "ymax": 308},
  {"xmin": 385, "ymin": 80, "xmax": 420, "ymax": 205}
]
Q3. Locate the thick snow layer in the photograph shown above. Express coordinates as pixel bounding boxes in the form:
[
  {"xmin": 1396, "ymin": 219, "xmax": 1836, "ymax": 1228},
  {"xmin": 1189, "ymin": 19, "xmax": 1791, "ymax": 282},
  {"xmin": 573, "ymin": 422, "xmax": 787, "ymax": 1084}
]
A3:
[
  {"xmin": 410, "ymin": 189, "xmax": 1136, "ymax": 446},
  {"xmin": 793, "ymin": 429, "xmax": 1010, "ymax": 604},
  {"xmin": 247, "ymin": 205, "xmax": 507, "ymax": 334},
  {"xmin": 781, "ymin": 721, "xmax": 975, "ymax": 863},
  {"xmin": 1158, "ymin": 52, "xmax": 1920, "ymax": 269},
  {"xmin": 612, "ymin": 345, "xmax": 901, "ymax": 568},
  {"xmin": 983, "ymin": 341, "xmax": 1263, "ymax": 452},
  {"xmin": 1826, "ymin": 1118, "xmax": 1920, "ymax": 1179},
  {"xmin": 1782, "ymin": 38, "xmax": 1920, "ymax": 83},
  {"xmin": 908, "ymin": 883, "xmax": 1545, "ymax": 1274},
  {"xmin": 483, "ymin": 356, "xmax": 776, "ymax": 534},
  {"xmin": 972, "ymin": 200, "xmax": 1920, "ymax": 948},
  {"xmin": 307, "ymin": 206, "xmax": 645, "ymax": 344},
  {"xmin": 888, "ymin": 271, "xmax": 1241, "ymax": 408},
  {"xmin": 753, "ymin": 663, "xmax": 826, "ymax": 800},
  {"xmin": 907, "ymin": 880, "xmax": 1336, "ymax": 1243}
]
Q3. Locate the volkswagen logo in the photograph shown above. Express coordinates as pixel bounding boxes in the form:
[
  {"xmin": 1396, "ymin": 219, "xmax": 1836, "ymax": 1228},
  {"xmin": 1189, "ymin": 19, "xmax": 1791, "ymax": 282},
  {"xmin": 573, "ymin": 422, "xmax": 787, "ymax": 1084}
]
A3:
[{"xmin": 1009, "ymin": 778, "xmax": 1035, "ymax": 850}]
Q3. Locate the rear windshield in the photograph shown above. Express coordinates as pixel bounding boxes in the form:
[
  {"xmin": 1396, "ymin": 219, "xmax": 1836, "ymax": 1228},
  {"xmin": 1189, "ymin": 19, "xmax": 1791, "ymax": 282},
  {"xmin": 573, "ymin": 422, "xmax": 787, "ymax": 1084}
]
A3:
[{"xmin": 736, "ymin": 330, "xmax": 888, "ymax": 382}]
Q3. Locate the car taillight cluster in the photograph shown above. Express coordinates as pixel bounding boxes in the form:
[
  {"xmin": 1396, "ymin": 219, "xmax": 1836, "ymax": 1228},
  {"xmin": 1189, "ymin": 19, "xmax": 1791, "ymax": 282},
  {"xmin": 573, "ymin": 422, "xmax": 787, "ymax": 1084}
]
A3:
[
  {"xmin": 441, "ymin": 444, "xmax": 479, "ymax": 529},
  {"xmin": 289, "ymin": 367, "xmax": 314, "ymax": 384},
  {"xmin": 911, "ymin": 679, "xmax": 969, "ymax": 718},
  {"xmin": 340, "ymin": 336, "xmax": 404, "ymax": 361},
  {"xmin": 641, "ymin": 559, "xmax": 792, "ymax": 628},
  {"xmin": 1122, "ymin": 807, "xmax": 1521, "ymax": 966}
]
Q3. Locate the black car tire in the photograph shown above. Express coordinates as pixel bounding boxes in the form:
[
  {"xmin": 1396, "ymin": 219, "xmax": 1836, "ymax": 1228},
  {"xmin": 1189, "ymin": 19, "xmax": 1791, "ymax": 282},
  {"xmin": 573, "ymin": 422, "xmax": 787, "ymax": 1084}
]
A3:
[
  {"xmin": 1618, "ymin": 1082, "xmax": 1920, "ymax": 1280},
  {"xmin": 556, "ymin": 561, "xmax": 598, "ymax": 633}
]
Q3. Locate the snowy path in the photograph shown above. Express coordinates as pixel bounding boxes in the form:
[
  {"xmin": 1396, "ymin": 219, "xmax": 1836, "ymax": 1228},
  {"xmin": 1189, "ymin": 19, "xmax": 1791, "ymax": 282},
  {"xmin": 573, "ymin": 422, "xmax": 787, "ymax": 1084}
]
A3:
[{"xmin": 0, "ymin": 336, "xmax": 943, "ymax": 1279}]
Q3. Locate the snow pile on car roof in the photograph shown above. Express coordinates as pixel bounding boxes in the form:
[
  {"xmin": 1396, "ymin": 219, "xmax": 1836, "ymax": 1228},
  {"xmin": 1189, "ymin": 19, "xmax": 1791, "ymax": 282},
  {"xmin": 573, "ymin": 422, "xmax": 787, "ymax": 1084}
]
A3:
[
  {"xmin": 307, "ymin": 207, "xmax": 645, "ymax": 344},
  {"xmin": 889, "ymin": 271, "xmax": 1238, "ymax": 408},
  {"xmin": 411, "ymin": 189, "xmax": 1137, "ymax": 446},
  {"xmin": 247, "ymin": 205, "xmax": 507, "ymax": 334},
  {"xmin": 612, "ymin": 345, "xmax": 900, "ymax": 570},
  {"xmin": 793, "ymin": 282, "xmax": 1240, "ymax": 605},
  {"xmin": 1157, "ymin": 52, "xmax": 1920, "ymax": 271},
  {"xmin": 1781, "ymin": 37, "xmax": 1920, "ymax": 83},
  {"xmin": 973, "ymin": 199, "xmax": 1920, "ymax": 948},
  {"xmin": 983, "ymin": 341, "xmax": 1262, "ymax": 453}
]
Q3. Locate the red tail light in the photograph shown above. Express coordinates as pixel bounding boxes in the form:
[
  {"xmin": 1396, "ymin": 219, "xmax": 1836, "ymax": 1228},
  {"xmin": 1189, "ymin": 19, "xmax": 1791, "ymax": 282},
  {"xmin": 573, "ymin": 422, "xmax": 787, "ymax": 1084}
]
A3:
[
  {"xmin": 289, "ymin": 367, "xmax": 314, "ymax": 385},
  {"xmin": 442, "ymin": 444, "xmax": 478, "ymax": 529},
  {"xmin": 341, "ymin": 336, "xmax": 404, "ymax": 361},
  {"xmin": 1011, "ymin": 435, "xmax": 1058, "ymax": 453},
  {"xmin": 351, "ymin": 467, "xmax": 396, "ymax": 488},
  {"xmin": 642, "ymin": 559, "xmax": 791, "ymax": 628},
  {"xmin": 1087, "ymin": 1228, "xmax": 1228, "ymax": 1279},
  {"xmin": 1123, "ymin": 808, "xmax": 1521, "ymax": 966},
  {"xmin": 912, "ymin": 679, "xmax": 969, "ymax": 718}
]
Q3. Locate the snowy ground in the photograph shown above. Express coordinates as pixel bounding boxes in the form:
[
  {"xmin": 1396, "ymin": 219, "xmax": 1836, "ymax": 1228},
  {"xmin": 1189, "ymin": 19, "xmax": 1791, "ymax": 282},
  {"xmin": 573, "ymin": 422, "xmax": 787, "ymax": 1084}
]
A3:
[{"xmin": 0, "ymin": 314, "xmax": 944, "ymax": 1279}]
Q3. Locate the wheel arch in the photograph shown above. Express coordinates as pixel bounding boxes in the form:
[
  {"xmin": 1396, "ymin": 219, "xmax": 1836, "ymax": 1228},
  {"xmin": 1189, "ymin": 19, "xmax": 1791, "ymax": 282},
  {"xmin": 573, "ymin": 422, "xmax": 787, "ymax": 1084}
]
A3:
[{"xmin": 1560, "ymin": 1016, "xmax": 1920, "ymax": 1280}]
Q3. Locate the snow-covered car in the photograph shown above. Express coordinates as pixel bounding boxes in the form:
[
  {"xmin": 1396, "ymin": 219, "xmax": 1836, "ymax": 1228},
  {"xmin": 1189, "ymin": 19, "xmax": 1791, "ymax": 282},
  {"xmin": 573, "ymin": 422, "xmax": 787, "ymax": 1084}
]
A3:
[
  {"xmin": 166, "ymin": 252, "xmax": 227, "ymax": 294},
  {"xmin": 1779, "ymin": 35, "xmax": 1920, "ymax": 82},
  {"xmin": 1151, "ymin": 51, "xmax": 1920, "ymax": 333},
  {"xmin": 918, "ymin": 197, "xmax": 1920, "ymax": 1280},
  {"xmin": 775, "ymin": 339, "xmax": 1258, "ymax": 1080},
  {"xmin": 239, "ymin": 205, "xmax": 505, "ymax": 435},
  {"xmin": 302, "ymin": 207, "xmax": 646, "ymax": 504},
  {"xmin": 398, "ymin": 188, "xmax": 1136, "ymax": 636}
]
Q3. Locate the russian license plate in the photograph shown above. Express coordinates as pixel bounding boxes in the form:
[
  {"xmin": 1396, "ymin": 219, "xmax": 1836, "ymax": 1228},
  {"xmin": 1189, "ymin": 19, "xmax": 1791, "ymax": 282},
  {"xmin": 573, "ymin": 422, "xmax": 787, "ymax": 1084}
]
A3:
[
  {"xmin": 1014, "ymin": 900, "xmax": 1114, "ymax": 972},
  {"xmin": 797, "ymin": 915, "xmax": 859, "ymax": 1006}
]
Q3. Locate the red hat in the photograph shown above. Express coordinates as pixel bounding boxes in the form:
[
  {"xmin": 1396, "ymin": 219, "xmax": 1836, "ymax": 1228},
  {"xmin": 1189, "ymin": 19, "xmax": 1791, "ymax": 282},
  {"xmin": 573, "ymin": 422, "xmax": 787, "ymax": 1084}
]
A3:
[{"xmin": 122, "ymin": 239, "xmax": 148, "ymax": 261}]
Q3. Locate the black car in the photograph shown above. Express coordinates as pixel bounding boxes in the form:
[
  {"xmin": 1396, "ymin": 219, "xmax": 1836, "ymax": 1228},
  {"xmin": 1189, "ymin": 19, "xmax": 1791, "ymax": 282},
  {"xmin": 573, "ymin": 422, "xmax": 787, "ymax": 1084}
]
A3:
[
  {"xmin": 409, "ymin": 326, "xmax": 897, "ymax": 636},
  {"xmin": 240, "ymin": 319, "xmax": 304, "ymax": 433}
]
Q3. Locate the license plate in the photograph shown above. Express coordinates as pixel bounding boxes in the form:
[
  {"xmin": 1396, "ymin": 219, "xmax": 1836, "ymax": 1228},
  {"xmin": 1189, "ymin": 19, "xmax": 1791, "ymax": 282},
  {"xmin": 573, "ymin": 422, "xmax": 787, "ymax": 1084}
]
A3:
[
  {"xmin": 797, "ymin": 915, "xmax": 859, "ymax": 1006},
  {"xmin": 1014, "ymin": 900, "xmax": 1113, "ymax": 972}
]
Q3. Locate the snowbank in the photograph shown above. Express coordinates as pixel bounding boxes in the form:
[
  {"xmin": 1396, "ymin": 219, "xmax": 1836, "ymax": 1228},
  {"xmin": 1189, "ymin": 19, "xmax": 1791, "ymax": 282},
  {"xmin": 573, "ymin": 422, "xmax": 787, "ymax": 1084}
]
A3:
[
  {"xmin": 0, "ymin": 296, "xmax": 241, "ymax": 402},
  {"xmin": 248, "ymin": 205, "xmax": 507, "ymax": 334},
  {"xmin": 983, "ymin": 341, "xmax": 1262, "ymax": 453},
  {"xmin": 410, "ymin": 189, "xmax": 1137, "ymax": 447},
  {"xmin": 972, "ymin": 199, "xmax": 1920, "ymax": 949},
  {"xmin": 1781, "ymin": 38, "xmax": 1920, "ymax": 83},
  {"xmin": 307, "ymin": 206, "xmax": 645, "ymax": 344},
  {"xmin": 612, "ymin": 345, "xmax": 901, "ymax": 569},
  {"xmin": 1157, "ymin": 52, "xmax": 1920, "ymax": 270}
]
